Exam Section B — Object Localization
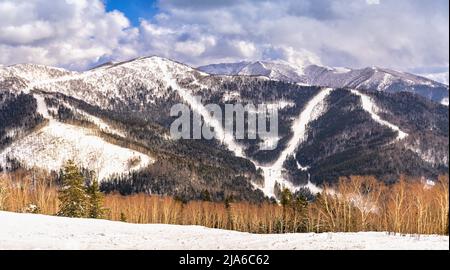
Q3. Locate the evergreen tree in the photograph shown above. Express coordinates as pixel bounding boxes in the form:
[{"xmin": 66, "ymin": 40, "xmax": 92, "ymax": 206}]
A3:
[
  {"xmin": 280, "ymin": 188, "xmax": 293, "ymax": 207},
  {"xmin": 87, "ymin": 177, "xmax": 105, "ymax": 219},
  {"xmin": 57, "ymin": 160, "xmax": 88, "ymax": 218},
  {"xmin": 200, "ymin": 189, "xmax": 211, "ymax": 201},
  {"xmin": 120, "ymin": 212, "xmax": 127, "ymax": 222},
  {"xmin": 291, "ymin": 194, "xmax": 308, "ymax": 232},
  {"xmin": 280, "ymin": 188, "xmax": 293, "ymax": 233},
  {"xmin": 224, "ymin": 195, "xmax": 234, "ymax": 230}
]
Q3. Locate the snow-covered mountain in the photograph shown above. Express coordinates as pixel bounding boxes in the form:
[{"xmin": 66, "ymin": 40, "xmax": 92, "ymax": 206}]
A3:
[
  {"xmin": 1, "ymin": 56, "xmax": 448, "ymax": 200},
  {"xmin": 0, "ymin": 57, "xmax": 267, "ymax": 201},
  {"xmin": 198, "ymin": 61, "xmax": 449, "ymax": 105},
  {"xmin": 1, "ymin": 56, "xmax": 203, "ymax": 109},
  {"xmin": 200, "ymin": 60, "xmax": 307, "ymax": 83}
]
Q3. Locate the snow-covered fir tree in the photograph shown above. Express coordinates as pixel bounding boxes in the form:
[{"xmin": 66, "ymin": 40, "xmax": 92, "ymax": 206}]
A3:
[
  {"xmin": 58, "ymin": 160, "xmax": 88, "ymax": 218},
  {"xmin": 87, "ymin": 178, "xmax": 105, "ymax": 219}
]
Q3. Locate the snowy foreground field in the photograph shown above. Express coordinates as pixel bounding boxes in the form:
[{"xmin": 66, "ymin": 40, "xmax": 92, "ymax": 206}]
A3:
[{"xmin": 0, "ymin": 211, "xmax": 448, "ymax": 250}]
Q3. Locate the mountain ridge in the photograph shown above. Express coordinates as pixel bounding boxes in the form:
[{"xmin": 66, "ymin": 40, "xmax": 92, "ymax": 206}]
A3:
[
  {"xmin": 198, "ymin": 61, "xmax": 449, "ymax": 105},
  {"xmin": 1, "ymin": 56, "xmax": 448, "ymax": 200}
]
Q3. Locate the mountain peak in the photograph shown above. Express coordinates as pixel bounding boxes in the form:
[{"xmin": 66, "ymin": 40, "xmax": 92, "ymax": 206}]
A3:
[{"xmin": 199, "ymin": 59, "xmax": 307, "ymax": 82}]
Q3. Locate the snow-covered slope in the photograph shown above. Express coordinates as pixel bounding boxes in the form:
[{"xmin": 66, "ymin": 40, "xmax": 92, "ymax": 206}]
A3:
[
  {"xmin": 198, "ymin": 61, "xmax": 251, "ymax": 75},
  {"xmin": 0, "ymin": 56, "xmax": 203, "ymax": 179},
  {"xmin": 0, "ymin": 90, "xmax": 154, "ymax": 180},
  {"xmin": 200, "ymin": 60, "xmax": 307, "ymax": 83},
  {"xmin": 0, "ymin": 64, "xmax": 73, "ymax": 87},
  {"xmin": 198, "ymin": 62, "xmax": 449, "ymax": 104},
  {"xmin": 0, "ymin": 211, "xmax": 448, "ymax": 250},
  {"xmin": 1, "ymin": 56, "xmax": 204, "ymax": 109},
  {"xmin": 0, "ymin": 120, "xmax": 152, "ymax": 180}
]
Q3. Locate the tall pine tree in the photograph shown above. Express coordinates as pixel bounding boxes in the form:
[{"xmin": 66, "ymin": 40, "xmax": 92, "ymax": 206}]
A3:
[
  {"xmin": 58, "ymin": 160, "xmax": 88, "ymax": 218},
  {"xmin": 87, "ymin": 177, "xmax": 105, "ymax": 219},
  {"xmin": 280, "ymin": 188, "xmax": 293, "ymax": 233},
  {"xmin": 291, "ymin": 194, "xmax": 308, "ymax": 232}
]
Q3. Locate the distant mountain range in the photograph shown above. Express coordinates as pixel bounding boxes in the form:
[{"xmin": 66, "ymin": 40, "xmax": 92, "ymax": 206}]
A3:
[
  {"xmin": 199, "ymin": 61, "xmax": 449, "ymax": 105},
  {"xmin": 0, "ymin": 56, "xmax": 448, "ymax": 201}
]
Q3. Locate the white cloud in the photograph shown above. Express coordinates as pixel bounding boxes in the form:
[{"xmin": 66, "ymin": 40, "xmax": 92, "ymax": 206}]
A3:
[
  {"xmin": 263, "ymin": 46, "xmax": 322, "ymax": 67},
  {"xmin": 136, "ymin": 0, "xmax": 448, "ymax": 71},
  {"xmin": 420, "ymin": 72, "xmax": 449, "ymax": 85},
  {"xmin": 0, "ymin": 0, "xmax": 136, "ymax": 70},
  {"xmin": 366, "ymin": 0, "xmax": 380, "ymax": 5},
  {"xmin": 0, "ymin": 0, "xmax": 448, "ymax": 74},
  {"xmin": 233, "ymin": 41, "xmax": 257, "ymax": 58},
  {"xmin": 0, "ymin": 21, "xmax": 54, "ymax": 45}
]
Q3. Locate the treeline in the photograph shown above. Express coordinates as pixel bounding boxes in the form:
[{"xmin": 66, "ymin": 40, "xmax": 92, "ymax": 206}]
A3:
[{"xmin": 1, "ymin": 167, "xmax": 448, "ymax": 235}]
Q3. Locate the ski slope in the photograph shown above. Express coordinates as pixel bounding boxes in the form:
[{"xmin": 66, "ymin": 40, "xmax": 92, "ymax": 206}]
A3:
[
  {"xmin": 164, "ymin": 68, "xmax": 330, "ymax": 197},
  {"xmin": 0, "ymin": 211, "xmax": 447, "ymax": 250},
  {"xmin": 160, "ymin": 79, "xmax": 332, "ymax": 197},
  {"xmin": 159, "ymin": 62, "xmax": 246, "ymax": 158},
  {"xmin": 350, "ymin": 89, "xmax": 408, "ymax": 141},
  {"xmin": 258, "ymin": 88, "xmax": 333, "ymax": 196}
]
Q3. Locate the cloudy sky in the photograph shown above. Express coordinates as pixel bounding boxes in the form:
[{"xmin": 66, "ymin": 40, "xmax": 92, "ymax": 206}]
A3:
[{"xmin": 0, "ymin": 0, "xmax": 448, "ymax": 77}]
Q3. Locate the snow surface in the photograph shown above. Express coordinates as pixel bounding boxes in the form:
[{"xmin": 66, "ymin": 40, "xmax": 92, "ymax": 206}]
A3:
[
  {"xmin": 0, "ymin": 64, "xmax": 74, "ymax": 88},
  {"xmin": 0, "ymin": 211, "xmax": 447, "ymax": 250},
  {"xmin": 34, "ymin": 94, "xmax": 50, "ymax": 118},
  {"xmin": 332, "ymin": 67, "xmax": 351, "ymax": 74},
  {"xmin": 265, "ymin": 100, "xmax": 295, "ymax": 110}
]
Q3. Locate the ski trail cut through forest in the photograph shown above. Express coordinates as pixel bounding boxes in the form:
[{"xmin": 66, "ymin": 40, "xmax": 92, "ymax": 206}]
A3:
[
  {"xmin": 160, "ymin": 64, "xmax": 247, "ymax": 158},
  {"xmin": 258, "ymin": 88, "xmax": 333, "ymax": 197},
  {"xmin": 165, "ymin": 68, "xmax": 333, "ymax": 197},
  {"xmin": 350, "ymin": 89, "xmax": 408, "ymax": 141}
]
